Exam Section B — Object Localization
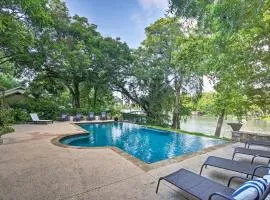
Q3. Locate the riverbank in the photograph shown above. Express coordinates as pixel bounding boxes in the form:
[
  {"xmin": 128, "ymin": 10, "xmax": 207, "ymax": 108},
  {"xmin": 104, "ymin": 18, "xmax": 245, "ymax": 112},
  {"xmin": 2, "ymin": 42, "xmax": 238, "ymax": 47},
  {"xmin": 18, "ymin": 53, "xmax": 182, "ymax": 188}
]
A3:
[
  {"xmin": 180, "ymin": 116, "xmax": 270, "ymax": 139},
  {"xmin": 145, "ymin": 125, "xmax": 230, "ymax": 141},
  {"xmin": 262, "ymin": 116, "xmax": 270, "ymax": 121}
]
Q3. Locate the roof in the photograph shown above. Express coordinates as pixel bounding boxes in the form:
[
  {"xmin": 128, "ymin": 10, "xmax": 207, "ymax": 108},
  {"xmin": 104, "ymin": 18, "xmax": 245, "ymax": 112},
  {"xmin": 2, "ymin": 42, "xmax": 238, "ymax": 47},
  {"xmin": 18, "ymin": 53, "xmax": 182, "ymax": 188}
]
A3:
[{"xmin": 1, "ymin": 87, "xmax": 26, "ymax": 97}]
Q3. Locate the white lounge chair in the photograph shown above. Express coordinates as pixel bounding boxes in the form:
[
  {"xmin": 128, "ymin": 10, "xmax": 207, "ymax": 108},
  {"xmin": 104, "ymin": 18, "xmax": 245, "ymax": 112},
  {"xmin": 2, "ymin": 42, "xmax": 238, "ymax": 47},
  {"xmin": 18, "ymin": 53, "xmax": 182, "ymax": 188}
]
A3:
[{"xmin": 30, "ymin": 113, "xmax": 53, "ymax": 124}]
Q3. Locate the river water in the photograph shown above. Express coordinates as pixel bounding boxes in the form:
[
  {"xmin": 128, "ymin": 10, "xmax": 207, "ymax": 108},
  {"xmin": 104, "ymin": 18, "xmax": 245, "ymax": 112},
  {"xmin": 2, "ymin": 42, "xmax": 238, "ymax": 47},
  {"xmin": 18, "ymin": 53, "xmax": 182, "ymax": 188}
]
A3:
[{"xmin": 180, "ymin": 116, "xmax": 270, "ymax": 138}]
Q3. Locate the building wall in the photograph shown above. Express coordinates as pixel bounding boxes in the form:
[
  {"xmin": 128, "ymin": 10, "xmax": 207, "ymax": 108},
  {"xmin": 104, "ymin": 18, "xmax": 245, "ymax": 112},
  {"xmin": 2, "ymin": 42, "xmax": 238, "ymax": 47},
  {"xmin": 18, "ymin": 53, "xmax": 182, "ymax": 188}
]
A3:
[{"xmin": 4, "ymin": 94, "xmax": 28, "ymax": 106}]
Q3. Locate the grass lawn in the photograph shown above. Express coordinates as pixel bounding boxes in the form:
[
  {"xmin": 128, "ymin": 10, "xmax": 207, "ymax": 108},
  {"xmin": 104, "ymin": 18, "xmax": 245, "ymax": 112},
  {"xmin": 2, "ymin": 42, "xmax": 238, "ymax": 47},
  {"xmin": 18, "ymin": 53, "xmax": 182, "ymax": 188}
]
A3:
[{"xmin": 145, "ymin": 125, "xmax": 230, "ymax": 141}]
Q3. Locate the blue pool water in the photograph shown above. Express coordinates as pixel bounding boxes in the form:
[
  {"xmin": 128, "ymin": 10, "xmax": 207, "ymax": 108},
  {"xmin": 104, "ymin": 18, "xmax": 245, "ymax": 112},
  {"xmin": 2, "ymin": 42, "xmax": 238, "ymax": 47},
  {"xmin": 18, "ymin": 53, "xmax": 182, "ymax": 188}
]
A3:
[{"xmin": 61, "ymin": 122, "xmax": 224, "ymax": 163}]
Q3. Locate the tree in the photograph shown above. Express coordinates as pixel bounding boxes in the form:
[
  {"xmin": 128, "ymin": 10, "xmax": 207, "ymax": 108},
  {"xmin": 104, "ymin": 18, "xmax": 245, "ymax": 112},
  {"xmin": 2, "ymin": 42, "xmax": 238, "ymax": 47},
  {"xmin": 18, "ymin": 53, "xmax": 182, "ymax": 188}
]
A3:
[
  {"xmin": 114, "ymin": 18, "xmax": 204, "ymax": 127},
  {"xmin": 0, "ymin": 73, "xmax": 19, "ymax": 90},
  {"xmin": 196, "ymin": 93, "xmax": 215, "ymax": 115},
  {"xmin": 143, "ymin": 18, "xmax": 183, "ymax": 127},
  {"xmin": 170, "ymin": 0, "xmax": 270, "ymax": 136},
  {"xmin": 144, "ymin": 18, "xmax": 203, "ymax": 128},
  {"xmin": 1, "ymin": 0, "xmax": 134, "ymax": 112},
  {"xmin": 0, "ymin": 0, "xmax": 51, "ymax": 70},
  {"xmin": 21, "ymin": 0, "xmax": 100, "ymax": 108},
  {"xmin": 113, "ymin": 45, "xmax": 174, "ymax": 125}
]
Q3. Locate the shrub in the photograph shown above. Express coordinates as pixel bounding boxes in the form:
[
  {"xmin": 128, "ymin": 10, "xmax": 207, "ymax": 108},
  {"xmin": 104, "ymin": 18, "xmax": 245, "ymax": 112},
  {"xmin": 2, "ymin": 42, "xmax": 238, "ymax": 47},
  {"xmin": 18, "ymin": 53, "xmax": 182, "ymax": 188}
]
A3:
[
  {"xmin": 11, "ymin": 108, "xmax": 30, "ymax": 123},
  {"xmin": 12, "ymin": 99, "xmax": 61, "ymax": 120},
  {"xmin": 0, "ymin": 108, "xmax": 14, "ymax": 136},
  {"xmin": 0, "ymin": 108, "xmax": 14, "ymax": 127},
  {"xmin": 0, "ymin": 126, "xmax": 14, "ymax": 136},
  {"xmin": 122, "ymin": 113, "xmax": 147, "ymax": 124}
]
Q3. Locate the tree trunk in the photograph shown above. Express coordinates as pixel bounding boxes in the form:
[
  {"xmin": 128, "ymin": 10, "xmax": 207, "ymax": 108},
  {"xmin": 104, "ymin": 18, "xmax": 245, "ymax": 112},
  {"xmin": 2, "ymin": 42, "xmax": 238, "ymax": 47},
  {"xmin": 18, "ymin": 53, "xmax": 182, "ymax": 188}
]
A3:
[
  {"xmin": 215, "ymin": 109, "xmax": 225, "ymax": 137},
  {"xmin": 172, "ymin": 76, "xmax": 181, "ymax": 129},
  {"xmin": 73, "ymin": 81, "xmax": 80, "ymax": 108},
  {"xmin": 93, "ymin": 86, "xmax": 98, "ymax": 107},
  {"xmin": 66, "ymin": 81, "xmax": 80, "ymax": 109},
  {"xmin": 1, "ymin": 90, "xmax": 4, "ymax": 108}
]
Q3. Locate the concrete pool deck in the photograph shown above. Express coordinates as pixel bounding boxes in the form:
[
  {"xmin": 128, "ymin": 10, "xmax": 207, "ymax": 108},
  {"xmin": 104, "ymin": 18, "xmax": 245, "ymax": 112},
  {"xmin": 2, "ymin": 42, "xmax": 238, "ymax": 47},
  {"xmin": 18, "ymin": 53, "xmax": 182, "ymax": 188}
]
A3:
[{"xmin": 1, "ymin": 122, "xmax": 269, "ymax": 200}]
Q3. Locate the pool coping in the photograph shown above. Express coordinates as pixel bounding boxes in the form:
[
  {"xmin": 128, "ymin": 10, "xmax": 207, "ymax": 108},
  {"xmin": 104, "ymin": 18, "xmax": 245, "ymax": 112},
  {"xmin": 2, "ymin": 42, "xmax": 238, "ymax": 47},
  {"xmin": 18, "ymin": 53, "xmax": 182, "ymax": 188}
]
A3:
[{"xmin": 51, "ymin": 122, "xmax": 233, "ymax": 172}]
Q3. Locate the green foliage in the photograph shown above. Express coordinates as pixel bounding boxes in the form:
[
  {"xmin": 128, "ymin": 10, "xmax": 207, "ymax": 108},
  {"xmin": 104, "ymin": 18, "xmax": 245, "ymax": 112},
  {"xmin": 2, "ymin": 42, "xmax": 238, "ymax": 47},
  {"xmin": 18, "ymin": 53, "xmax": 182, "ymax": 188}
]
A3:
[
  {"xmin": 170, "ymin": 0, "xmax": 270, "ymax": 130},
  {"xmin": 1, "ymin": 0, "xmax": 269, "ymax": 132},
  {"xmin": 0, "ymin": 0, "xmax": 51, "ymax": 71},
  {"xmin": 0, "ymin": 108, "xmax": 14, "ymax": 128},
  {"xmin": 11, "ymin": 98, "xmax": 60, "ymax": 120},
  {"xmin": 145, "ymin": 125, "xmax": 230, "ymax": 140},
  {"xmin": 0, "ymin": 109, "xmax": 15, "ymax": 135},
  {"xmin": 115, "ymin": 17, "xmax": 204, "ymax": 127},
  {"xmin": 122, "ymin": 113, "xmax": 147, "ymax": 123},
  {"xmin": 11, "ymin": 108, "xmax": 30, "ymax": 123},
  {"xmin": 262, "ymin": 116, "xmax": 270, "ymax": 121},
  {"xmin": 213, "ymin": 86, "xmax": 249, "ymax": 121},
  {"xmin": 180, "ymin": 94, "xmax": 194, "ymax": 117},
  {"xmin": 0, "ymin": 126, "xmax": 14, "ymax": 136},
  {"xmin": 1, "ymin": 0, "xmax": 132, "ymax": 114},
  {"xmin": 0, "ymin": 73, "xmax": 19, "ymax": 89},
  {"xmin": 196, "ymin": 93, "xmax": 216, "ymax": 115},
  {"xmin": 122, "ymin": 113, "xmax": 169, "ymax": 127}
]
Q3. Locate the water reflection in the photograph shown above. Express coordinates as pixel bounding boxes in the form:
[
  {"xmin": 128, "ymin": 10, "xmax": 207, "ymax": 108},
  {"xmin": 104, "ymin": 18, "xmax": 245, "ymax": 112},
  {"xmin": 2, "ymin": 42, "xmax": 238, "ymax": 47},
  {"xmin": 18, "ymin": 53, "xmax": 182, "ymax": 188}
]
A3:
[
  {"xmin": 181, "ymin": 116, "xmax": 270, "ymax": 138},
  {"xmin": 62, "ymin": 122, "xmax": 224, "ymax": 163}
]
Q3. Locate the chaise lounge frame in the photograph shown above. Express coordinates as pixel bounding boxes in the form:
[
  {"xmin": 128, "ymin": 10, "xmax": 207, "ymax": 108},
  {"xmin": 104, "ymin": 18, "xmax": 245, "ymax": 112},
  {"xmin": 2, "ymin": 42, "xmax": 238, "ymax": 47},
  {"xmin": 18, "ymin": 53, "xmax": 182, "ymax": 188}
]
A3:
[
  {"xmin": 156, "ymin": 168, "xmax": 270, "ymax": 200},
  {"xmin": 245, "ymin": 140, "xmax": 270, "ymax": 149},
  {"xmin": 200, "ymin": 156, "xmax": 270, "ymax": 178},
  {"xmin": 232, "ymin": 147, "xmax": 270, "ymax": 164}
]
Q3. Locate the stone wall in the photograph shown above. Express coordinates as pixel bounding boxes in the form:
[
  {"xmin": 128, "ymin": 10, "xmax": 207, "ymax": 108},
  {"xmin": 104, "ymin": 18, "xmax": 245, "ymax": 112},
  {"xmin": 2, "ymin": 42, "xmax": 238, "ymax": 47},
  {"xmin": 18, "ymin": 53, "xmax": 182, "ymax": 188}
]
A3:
[{"xmin": 232, "ymin": 131, "xmax": 270, "ymax": 142}]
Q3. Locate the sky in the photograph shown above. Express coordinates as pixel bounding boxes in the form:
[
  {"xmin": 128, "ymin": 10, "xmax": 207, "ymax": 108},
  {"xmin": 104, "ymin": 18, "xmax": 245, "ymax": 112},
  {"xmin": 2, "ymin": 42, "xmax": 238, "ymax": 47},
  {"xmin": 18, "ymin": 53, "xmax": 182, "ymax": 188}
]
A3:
[
  {"xmin": 65, "ymin": 0, "xmax": 214, "ymax": 91},
  {"xmin": 65, "ymin": 0, "xmax": 169, "ymax": 48}
]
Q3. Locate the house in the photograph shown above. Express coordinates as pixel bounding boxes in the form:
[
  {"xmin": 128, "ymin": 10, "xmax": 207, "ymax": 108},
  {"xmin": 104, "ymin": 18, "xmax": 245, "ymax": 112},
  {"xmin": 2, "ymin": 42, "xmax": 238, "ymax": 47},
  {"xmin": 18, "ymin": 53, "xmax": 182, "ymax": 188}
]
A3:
[{"xmin": 0, "ymin": 87, "xmax": 28, "ymax": 106}]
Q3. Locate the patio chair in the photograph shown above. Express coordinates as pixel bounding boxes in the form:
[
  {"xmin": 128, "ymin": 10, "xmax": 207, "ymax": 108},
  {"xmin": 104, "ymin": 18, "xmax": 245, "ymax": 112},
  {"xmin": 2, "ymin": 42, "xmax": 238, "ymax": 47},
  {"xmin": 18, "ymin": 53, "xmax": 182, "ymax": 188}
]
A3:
[
  {"xmin": 100, "ymin": 112, "xmax": 107, "ymax": 120},
  {"xmin": 30, "ymin": 113, "xmax": 53, "ymax": 124},
  {"xmin": 200, "ymin": 156, "xmax": 270, "ymax": 178},
  {"xmin": 156, "ymin": 168, "xmax": 270, "ymax": 200},
  {"xmin": 57, "ymin": 114, "xmax": 70, "ymax": 121},
  {"xmin": 233, "ymin": 147, "xmax": 270, "ymax": 164},
  {"xmin": 73, "ymin": 113, "xmax": 83, "ymax": 121},
  {"xmin": 245, "ymin": 139, "xmax": 270, "ymax": 149},
  {"xmin": 87, "ymin": 112, "xmax": 95, "ymax": 121}
]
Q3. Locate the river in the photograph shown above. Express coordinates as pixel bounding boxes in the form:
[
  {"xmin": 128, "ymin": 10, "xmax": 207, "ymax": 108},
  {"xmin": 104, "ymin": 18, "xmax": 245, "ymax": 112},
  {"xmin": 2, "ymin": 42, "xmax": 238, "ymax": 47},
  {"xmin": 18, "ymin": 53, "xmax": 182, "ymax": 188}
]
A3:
[{"xmin": 180, "ymin": 116, "xmax": 270, "ymax": 138}]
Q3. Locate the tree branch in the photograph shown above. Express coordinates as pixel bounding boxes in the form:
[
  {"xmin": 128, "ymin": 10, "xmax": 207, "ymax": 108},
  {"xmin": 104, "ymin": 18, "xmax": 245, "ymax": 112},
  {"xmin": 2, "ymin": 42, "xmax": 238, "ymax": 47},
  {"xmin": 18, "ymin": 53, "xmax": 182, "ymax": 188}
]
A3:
[
  {"xmin": 0, "ymin": 55, "xmax": 13, "ymax": 60},
  {"xmin": 113, "ymin": 84, "xmax": 149, "ymax": 112},
  {"xmin": 0, "ymin": 57, "xmax": 13, "ymax": 66}
]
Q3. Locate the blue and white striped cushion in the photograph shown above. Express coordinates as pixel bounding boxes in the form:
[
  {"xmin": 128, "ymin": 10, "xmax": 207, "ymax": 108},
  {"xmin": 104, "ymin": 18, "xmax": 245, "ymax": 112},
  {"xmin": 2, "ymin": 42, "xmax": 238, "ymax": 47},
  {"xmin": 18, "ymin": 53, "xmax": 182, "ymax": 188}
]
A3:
[
  {"xmin": 232, "ymin": 178, "xmax": 268, "ymax": 200},
  {"xmin": 263, "ymin": 175, "xmax": 270, "ymax": 200},
  {"xmin": 264, "ymin": 175, "xmax": 270, "ymax": 184}
]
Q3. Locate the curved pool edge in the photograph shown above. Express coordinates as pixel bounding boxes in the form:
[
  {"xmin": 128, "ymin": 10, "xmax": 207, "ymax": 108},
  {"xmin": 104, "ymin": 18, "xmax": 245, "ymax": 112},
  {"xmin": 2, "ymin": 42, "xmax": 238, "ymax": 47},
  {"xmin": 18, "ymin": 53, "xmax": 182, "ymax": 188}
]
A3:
[
  {"xmin": 52, "ymin": 133, "xmax": 89, "ymax": 149},
  {"xmin": 51, "ymin": 132, "xmax": 153, "ymax": 170},
  {"xmin": 51, "ymin": 130, "xmax": 233, "ymax": 172}
]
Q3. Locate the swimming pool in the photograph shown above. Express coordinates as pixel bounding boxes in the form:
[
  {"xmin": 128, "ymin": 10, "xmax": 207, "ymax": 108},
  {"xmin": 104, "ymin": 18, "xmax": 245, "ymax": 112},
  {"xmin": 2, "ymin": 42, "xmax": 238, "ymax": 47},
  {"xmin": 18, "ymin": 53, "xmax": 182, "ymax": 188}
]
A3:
[{"xmin": 61, "ymin": 122, "xmax": 224, "ymax": 163}]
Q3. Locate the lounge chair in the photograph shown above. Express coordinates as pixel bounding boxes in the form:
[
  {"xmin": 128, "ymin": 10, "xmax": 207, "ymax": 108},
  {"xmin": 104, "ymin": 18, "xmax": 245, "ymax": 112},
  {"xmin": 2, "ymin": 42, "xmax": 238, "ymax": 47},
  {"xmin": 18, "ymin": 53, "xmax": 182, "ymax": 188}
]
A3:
[
  {"xmin": 156, "ymin": 168, "xmax": 270, "ymax": 200},
  {"xmin": 100, "ymin": 112, "xmax": 107, "ymax": 120},
  {"xmin": 233, "ymin": 147, "xmax": 270, "ymax": 164},
  {"xmin": 73, "ymin": 113, "xmax": 83, "ymax": 121},
  {"xmin": 245, "ymin": 139, "xmax": 270, "ymax": 148},
  {"xmin": 57, "ymin": 114, "xmax": 70, "ymax": 121},
  {"xmin": 30, "ymin": 113, "xmax": 53, "ymax": 124},
  {"xmin": 200, "ymin": 156, "xmax": 270, "ymax": 178},
  {"xmin": 87, "ymin": 112, "xmax": 95, "ymax": 121}
]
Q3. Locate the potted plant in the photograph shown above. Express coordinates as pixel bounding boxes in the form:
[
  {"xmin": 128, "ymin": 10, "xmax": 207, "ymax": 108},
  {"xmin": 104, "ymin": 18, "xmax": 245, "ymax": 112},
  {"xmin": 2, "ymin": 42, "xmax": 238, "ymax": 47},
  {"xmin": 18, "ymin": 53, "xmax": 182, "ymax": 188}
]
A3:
[{"xmin": 227, "ymin": 122, "xmax": 243, "ymax": 131}]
